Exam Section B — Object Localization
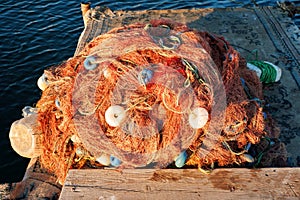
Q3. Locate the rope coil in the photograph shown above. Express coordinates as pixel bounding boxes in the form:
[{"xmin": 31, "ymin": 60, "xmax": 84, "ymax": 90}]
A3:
[{"xmin": 247, "ymin": 60, "xmax": 281, "ymax": 84}]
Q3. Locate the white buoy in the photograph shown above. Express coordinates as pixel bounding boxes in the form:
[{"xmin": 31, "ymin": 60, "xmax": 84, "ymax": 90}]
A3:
[
  {"xmin": 96, "ymin": 153, "xmax": 111, "ymax": 166},
  {"xmin": 9, "ymin": 113, "xmax": 43, "ymax": 158},
  {"xmin": 37, "ymin": 73, "xmax": 48, "ymax": 91},
  {"xmin": 105, "ymin": 105, "xmax": 126, "ymax": 127},
  {"xmin": 188, "ymin": 107, "xmax": 209, "ymax": 129}
]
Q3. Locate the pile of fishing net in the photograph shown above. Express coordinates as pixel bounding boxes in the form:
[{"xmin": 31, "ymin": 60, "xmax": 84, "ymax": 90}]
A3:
[{"xmin": 36, "ymin": 19, "xmax": 286, "ymax": 183}]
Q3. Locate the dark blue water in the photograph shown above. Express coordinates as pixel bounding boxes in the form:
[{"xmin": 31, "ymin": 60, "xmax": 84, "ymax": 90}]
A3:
[{"xmin": 0, "ymin": 0, "xmax": 299, "ymax": 183}]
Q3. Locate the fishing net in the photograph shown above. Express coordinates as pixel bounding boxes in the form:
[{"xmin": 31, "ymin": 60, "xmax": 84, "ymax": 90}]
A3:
[{"xmin": 36, "ymin": 19, "xmax": 286, "ymax": 183}]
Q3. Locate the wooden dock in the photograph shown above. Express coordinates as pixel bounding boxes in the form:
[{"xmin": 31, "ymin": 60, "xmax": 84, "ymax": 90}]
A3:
[{"xmin": 59, "ymin": 168, "xmax": 300, "ymax": 199}]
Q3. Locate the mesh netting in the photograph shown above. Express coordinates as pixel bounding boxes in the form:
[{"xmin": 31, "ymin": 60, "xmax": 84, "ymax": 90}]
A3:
[{"xmin": 36, "ymin": 19, "xmax": 285, "ymax": 183}]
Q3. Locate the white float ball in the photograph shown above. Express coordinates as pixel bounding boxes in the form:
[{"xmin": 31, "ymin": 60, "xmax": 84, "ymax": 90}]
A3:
[
  {"xmin": 96, "ymin": 153, "xmax": 111, "ymax": 166},
  {"xmin": 37, "ymin": 74, "xmax": 48, "ymax": 91},
  {"xmin": 188, "ymin": 107, "xmax": 209, "ymax": 129},
  {"xmin": 105, "ymin": 105, "xmax": 126, "ymax": 127}
]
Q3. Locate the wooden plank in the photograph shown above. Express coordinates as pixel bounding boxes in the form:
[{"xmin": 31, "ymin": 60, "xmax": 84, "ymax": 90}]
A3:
[
  {"xmin": 9, "ymin": 158, "xmax": 62, "ymax": 199},
  {"xmin": 59, "ymin": 168, "xmax": 300, "ymax": 200}
]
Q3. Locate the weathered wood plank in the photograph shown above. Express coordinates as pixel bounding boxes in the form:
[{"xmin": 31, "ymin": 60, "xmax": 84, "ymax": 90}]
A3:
[{"xmin": 59, "ymin": 168, "xmax": 300, "ymax": 200}]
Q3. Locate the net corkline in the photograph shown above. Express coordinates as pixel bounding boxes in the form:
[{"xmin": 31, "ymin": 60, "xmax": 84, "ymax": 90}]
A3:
[{"xmin": 36, "ymin": 19, "xmax": 286, "ymax": 183}]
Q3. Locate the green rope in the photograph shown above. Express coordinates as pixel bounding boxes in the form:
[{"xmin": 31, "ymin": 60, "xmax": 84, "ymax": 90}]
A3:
[
  {"xmin": 222, "ymin": 141, "xmax": 247, "ymax": 156},
  {"xmin": 248, "ymin": 61, "xmax": 277, "ymax": 84},
  {"xmin": 254, "ymin": 137, "xmax": 272, "ymax": 167},
  {"xmin": 182, "ymin": 58, "xmax": 205, "ymax": 85}
]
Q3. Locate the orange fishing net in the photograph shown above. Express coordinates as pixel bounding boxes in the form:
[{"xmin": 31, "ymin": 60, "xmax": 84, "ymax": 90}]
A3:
[{"xmin": 36, "ymin": 19, "xmax": 284, "ymax": 183}]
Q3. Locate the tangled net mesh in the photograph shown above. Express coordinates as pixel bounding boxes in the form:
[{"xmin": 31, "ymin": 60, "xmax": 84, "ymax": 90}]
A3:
[{"xmin": 36, "ymin": 19, "xmax": 286, "ymax": 183}]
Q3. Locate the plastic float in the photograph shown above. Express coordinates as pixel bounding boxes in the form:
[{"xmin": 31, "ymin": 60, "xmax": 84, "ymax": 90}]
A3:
[{"xmin": 9, "ymin": 111, "xmax": 43, "ymax": 158}]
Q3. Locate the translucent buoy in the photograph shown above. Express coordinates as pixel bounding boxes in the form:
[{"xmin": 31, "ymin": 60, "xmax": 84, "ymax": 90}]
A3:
[
  {"xmin": 22, "ymin": 106, "xmax": 38, "ymax": 117},
  {"xmin": 9, "ymin": 114, "xmax": 43, "ymax": 158},
  {"xmin": 175, "ymin": 151, "xmax": 188, "ymax": 168},
  {"xmin": 55, "ymin": 98, "xmax": 61, "ymax": 109},
  {"xmin": 138, "ymin": 68, "xmax": 154, "ymax": 85},
  {"xmin": 110, "ymin": 155, "xmax": 121, "ymax": 167},
  {"xmin": 84, "ymin": 55, "xmax": 97, "ymax": 70}
]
